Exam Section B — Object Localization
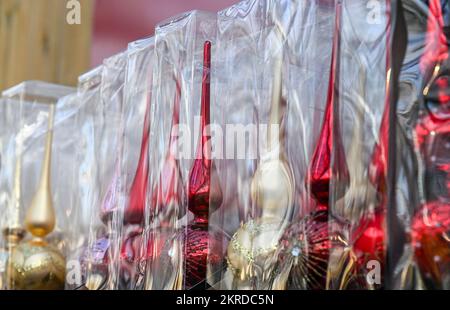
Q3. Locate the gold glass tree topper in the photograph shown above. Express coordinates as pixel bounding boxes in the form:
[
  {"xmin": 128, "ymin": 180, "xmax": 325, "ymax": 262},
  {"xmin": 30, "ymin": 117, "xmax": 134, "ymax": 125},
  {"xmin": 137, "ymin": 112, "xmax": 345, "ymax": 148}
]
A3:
[
  {"xmin": 8, "ymin": 104, "xmax": 66, "ymax": 290},
  {"xmin": 25, "ymin": 105, "xmax": 56, "ymax": 237},
  {"xmin": 226, "ymin": 23, "xmax": 294, "ymax": 289}
]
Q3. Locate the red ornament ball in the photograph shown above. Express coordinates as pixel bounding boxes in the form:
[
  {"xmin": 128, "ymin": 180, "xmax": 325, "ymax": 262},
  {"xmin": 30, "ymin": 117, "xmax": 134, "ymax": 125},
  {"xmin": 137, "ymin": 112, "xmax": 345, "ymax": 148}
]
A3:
[
  {"xmin": 275, "ymin": 211, "xmax": 335, "ymax": 289},
  {"xmin": 411, "ymin": 202, "xmax": 450, "ymax": 287},
  {"xmin": 352, "ymin": 211, "xmax": 385, "ymax": 264}
]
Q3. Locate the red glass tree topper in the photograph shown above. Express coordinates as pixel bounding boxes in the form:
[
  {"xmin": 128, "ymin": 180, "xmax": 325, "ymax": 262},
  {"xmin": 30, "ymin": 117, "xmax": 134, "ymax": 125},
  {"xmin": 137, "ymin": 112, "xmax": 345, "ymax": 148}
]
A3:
[
  {"xmin": 121, "ymin": 71, "xmax": 185, "ymax": 289},
  {"xmin": 188, "ymin": 41, "xmax": 213, "ymax": 226},
  {"xmin": 120, "ymin": 76, "xmax": 153, "ymax": 288},
  {"xmin": 124, "ymin": 97, "xmax": 151, "ymax": 225},
  {"xmin": 185, "ymin": 41, "xmax": 223, "ymax": 288},
  {"xmin": 152, "ymin": 74, "xmax": 186, "ymax": 224},
  {"xmin": 306, "ymin": 1, "xmax": 349, "ymax": 213},
  {"xmin": 353, "ymin": 1, "xmax": 392, "ymax": 270}
]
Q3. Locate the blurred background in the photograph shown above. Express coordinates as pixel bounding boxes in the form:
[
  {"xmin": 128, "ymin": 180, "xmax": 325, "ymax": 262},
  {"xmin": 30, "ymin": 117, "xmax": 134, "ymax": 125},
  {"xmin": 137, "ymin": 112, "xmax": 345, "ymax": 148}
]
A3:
[{"xmin": 0, "ymin": 0, "xmax": 236, "ymax": 91}]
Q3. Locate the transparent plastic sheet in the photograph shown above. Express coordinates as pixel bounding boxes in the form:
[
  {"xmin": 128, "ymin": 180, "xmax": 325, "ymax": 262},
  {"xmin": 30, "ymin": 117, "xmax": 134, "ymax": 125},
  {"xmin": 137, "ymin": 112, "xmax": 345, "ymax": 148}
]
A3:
[
  {"xmin": 145, "ymin": 14, "xmax": 185, "ymax": 290},
  {"xmin": 0, "ymin": 95, "xmax": 20, "ymax": 290},
  {"xmin": 0, "ymin": 96, "xmax": 21, "ymax": 290},
  {"xmin": 85, "ymin": 52, "xmax": 127, "ymax": 290},
  {"xmin": 144, "ymin": 10, "xmax": 218, "ymax": 290},
  {"xmin": 269, "ymin": 0, "xmax": 336, "ymax": 290},
  {"xmin": 390, "ymin": 0, "xmax": 450, "ymax": 289},
  {"xmin": 209, "ymin": 0, "xmax": 304, "ymax": 290},
  {"xmin": 64, "ymin": 66, "xmax": 103, "ymax": 290},
  {"xmin": 51, "ymin": 92, "xmax": 83, "ymax": 257},
  {"xmin": 117, "ymin": 37, "xmax": 155, "ymax": 290},
  {"xmin": 324, "ymin": 0, "xmax": 392, "ymax": 290},
  {"xmin": 0, "ymin": 82, "xmax": 75, "ymax": 290}
]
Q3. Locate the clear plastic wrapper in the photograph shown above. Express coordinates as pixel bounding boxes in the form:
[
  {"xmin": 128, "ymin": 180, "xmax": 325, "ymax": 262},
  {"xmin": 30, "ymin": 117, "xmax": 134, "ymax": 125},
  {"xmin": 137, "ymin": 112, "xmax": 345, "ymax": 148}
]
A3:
[
  {"xmin": 144, "ymin": 22, "xmax": 185, "ymax": 289},
  {"xmin": 325, "ymin": 0, "xmax": 392, "ymax": 290},
  {"xmin": 145, "ymin": 10, "xmax": 218, "ymax": 290},
  {"xmin": 210, "ymin": 0, "xmax": 299, "ymax": 290},
  {"xmin": 390, "ymin": 0, "xmax": 450, "ymax": 289},
  {"xmin": 118, "ymin": 37, "xmax": 155, "ymax": 290},
  {"xmin": 269, "ymin": 0, "xmax": 339, "ymax": 291},
  {"xmin": 84, "ymin": 52, "xmax": 128, "ymax": 290},
  {"xmin": 65, "ymin": 66, "xmax": 103, "ymax": 290},
  {"xmin": 0, "ymin": 97, "xmax": 13, "ymax": 290},
  {"xmin": 0, "ymin": 81, "xmax": 75, "ymax": 290}
]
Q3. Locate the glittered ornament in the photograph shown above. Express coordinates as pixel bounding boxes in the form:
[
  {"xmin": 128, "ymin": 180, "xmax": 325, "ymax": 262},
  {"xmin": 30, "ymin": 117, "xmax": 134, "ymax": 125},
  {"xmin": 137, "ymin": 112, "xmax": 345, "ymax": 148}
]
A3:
[
  {"xmin": 184, "ymin": 226, "xmax": 209, "ymax": 288},
  {"xmin": 184, "ymin": 226, "xmax": 223, "ymax": 289},
  {"xmin": 1, "ymin": 228, "xmax": 26, "ymax": 289},
  {"xmin": 272, "ymin": 211, "xmax": 336, "ymax": 290},
  {"xmin": 8, "ymin": 239, "xmax": 65, "ymax": 290},
  {"xmin": 411, "ymin": 202, "xmax": 450, "ymax": 288},
  {"xmin": 227, "ymin": 218, "xmax": 283, "ymax": 290}
]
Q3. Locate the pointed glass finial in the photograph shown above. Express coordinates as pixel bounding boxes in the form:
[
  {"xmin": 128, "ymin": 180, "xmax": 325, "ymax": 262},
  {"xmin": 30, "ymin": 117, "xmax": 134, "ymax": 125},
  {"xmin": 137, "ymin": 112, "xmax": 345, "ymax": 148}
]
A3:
[
  {"xmin": 306, "ymin": 2, "xmax": 349, "ymax": 212},
  {"xmin": 188, "ymin": 41, "xmax": 222, "ymax": 227},
  {"xmin": 152, "ymin": 73, "xmax": 185, "ymax": 223},
  {"xmin": 351, "ymin": 2, "xmax": 393, "ymax": 289},
  {"xmin": 25, "ymin": 105, "xmax": 56, "ymax": 239},
  {"xmin": 185, "ymin": 41, "xmax": 223, "ymax": 289},
  {"xmin": 124, "ymin": 98, "xmax": 151, "ymax": 225}
]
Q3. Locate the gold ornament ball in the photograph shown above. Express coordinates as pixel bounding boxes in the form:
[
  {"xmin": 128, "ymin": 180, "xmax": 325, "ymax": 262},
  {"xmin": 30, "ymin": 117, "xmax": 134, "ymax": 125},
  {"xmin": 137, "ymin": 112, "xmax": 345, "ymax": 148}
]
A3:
[
  {"xmin": 227, "ymin": 218, "xmax": 282, "ymax": 282},
  {"xmin": 8, "ymin": 239, "xmax": 65, "ymax": 290}
]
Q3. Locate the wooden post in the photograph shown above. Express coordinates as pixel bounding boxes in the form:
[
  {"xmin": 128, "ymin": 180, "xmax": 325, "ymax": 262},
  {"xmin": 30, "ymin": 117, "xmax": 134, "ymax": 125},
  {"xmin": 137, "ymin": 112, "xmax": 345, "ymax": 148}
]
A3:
[{"xmin": 0, "ymin": 0, "xmax": 93, "ymax": 91}]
